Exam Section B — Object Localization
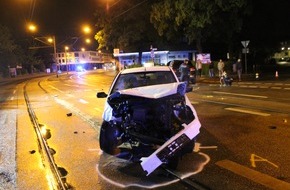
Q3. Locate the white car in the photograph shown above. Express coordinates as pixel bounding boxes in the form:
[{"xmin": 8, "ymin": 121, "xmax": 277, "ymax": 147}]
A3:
[{"xmin": 97, "ymin": 66, "xmax": 201, "ymax": 175}]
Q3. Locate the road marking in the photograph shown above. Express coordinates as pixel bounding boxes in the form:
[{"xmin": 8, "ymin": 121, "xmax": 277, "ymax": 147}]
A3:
[
  {"xmin": 94, "ymin": 107, "xmax": 103, "ymax": 112},
  {"xmin": 225, "ymin": 107, "xmax": 270, "ymax": 116},
  {"xmin": 216, "ymin": 160, "xmax": 290, "ymax": 190},
  {"xmin": 213, "ymin": 91, "xmax": 268, "ymax": 99},
  {"xmin": 64, "ymin": 84, "xmax": 80, "ymax": 88},
  {"xmin": 271, "ymin": 87, "xmax": 282, "ymax": 90},
  {"xmin": 250, "ymin": 154, "xmax": 278, "ymax": 168},
  {"xmin": 248, "ymin": 86, "xmax": 258, "ymax": 88},
  {"xmin": 49, "ymin": 85, "xmax": 64, "ymax": 93},
  {"xmin": 79, "ymin": 99, "xmax": 88, "ymax": 104},
  {"xmin": 194, "ymin": 142, "xmax": 217, "ymax": 152},
  {"xmin": 274, "ymin": 83, "xmax": 283, "ymax": 85}
]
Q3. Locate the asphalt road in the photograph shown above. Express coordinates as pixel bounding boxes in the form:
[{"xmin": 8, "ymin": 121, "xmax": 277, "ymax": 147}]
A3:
[{"xmin": 1, "ymin": 70, "xmax": 290, "ymax": 190}]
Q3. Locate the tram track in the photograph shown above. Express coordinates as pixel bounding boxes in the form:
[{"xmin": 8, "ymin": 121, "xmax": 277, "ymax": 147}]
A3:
[
  {"xmin": 162, "ymin": 167, "xmax": 211, "ymax": 190},
  {"xmin": 23, "ymin": 80, "xmax": 69, "ymax": 190}
]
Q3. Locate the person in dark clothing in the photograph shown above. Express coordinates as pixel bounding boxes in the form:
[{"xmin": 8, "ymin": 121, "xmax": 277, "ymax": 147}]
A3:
[
  {"xmin": 179, "ymin": 59, "xmax": 190, "ymax": 83},
  {"xmin": 208, "ymin": 61, "xmax": 214, "ymax": 77},
  {"xmin": 236, "ymin": 59, "xmax": 242, "ymax": 81}
]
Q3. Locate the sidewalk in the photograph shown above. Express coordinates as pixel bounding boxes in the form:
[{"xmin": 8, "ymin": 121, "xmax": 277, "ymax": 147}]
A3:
[{"xmin": 0, "ymin": 72, "xmax": 54, "ymax": 83}]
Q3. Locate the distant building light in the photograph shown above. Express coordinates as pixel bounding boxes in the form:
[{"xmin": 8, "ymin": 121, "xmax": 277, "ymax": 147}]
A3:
[
  {"xmin": 114, "ymin": 52, "xmax": 139, "ymax": 57},
  {"xmin": 143, "ymin": 51, "xmax": 169, "ymax": 55},
  {"xmin": 281, "ymin": 47, "xmax": 285, "ymax": 50}
]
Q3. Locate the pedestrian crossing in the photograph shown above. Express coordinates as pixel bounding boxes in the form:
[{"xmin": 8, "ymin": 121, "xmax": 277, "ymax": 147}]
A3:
[{"xmin": 208, "ymin": 81, "xmax": 290, "ymax": 90}]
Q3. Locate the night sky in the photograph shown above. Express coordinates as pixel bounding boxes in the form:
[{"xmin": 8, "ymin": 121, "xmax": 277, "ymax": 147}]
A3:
[
  {"xmin": 0, "ymin": 0, "xmax": 99, "ymax": 40},
  {"xmin": 0, "ymin": 0, "xmax": 289, "ymax": 46}
]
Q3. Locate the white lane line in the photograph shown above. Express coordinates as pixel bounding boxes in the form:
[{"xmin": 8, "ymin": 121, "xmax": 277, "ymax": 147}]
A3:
[
  {"xmin": 271, "ymin": 87, "xmax": 282, "ymax": 90},
  {"xmin": 213, "ymin": 91, "xmax": 268, "ymax": 99},
  {"xmin": 259, "ymin": 86, "xmax": 269, "ymax": 89},
  {"xmin": 64, "ymin": 84, "xmax": 79, "ymax": 88},
  {"xmin": 49, "ymin": 85, "xmax": 64, "ymax": 93},
  {"xmin": 94, "ymin": 107, "xmax": 103, "ymax": 112},
  {"xmin": 216, "ymin": 160, "xmax": 290, "ymax": 190},
  {"xmin": 225, "ymin": 107, "xmax": 270, "ymax": 116},
  {"xmin": 79, "ymin": 99, "xmax": 88, "ymax": 104}
]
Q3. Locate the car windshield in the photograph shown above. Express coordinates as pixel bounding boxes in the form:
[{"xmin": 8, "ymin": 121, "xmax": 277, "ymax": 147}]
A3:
[{"xmin": 111, "ymin": 71, "xmax": 176, "ymax": 93}]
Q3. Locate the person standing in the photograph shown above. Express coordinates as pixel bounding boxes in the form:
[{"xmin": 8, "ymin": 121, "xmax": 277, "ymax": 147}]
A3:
[
  {"xmin": 179, "ymin": 59, "xmax": 190, "ymax": 83},
  {"xmin": 208, "ymin": 61, "xmax": 214, "ymax": 77},
  {"xmin": 196, "ymin": 59, "xmax": 202, "ymax": 77},
  {"xmin": 217, "ymin": 59, "xmax": 225, "ymax": 77},
  {"xmin": 236, "ymin": 59, "xmax": 242, "ymax": 81}
]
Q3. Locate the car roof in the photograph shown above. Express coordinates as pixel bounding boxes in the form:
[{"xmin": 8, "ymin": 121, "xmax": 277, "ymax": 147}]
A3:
[{"xmin": 120, "ymin": 66, "xmax": 172, "ymax": 74}]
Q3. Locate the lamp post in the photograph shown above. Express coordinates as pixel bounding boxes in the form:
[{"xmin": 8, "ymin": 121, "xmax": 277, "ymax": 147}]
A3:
[
  {"xmin": 65, "ymin": 46, "xmax": 69, "ymax": 74},
  {"xmin": 52, "ymin": 36, "xmax": 57, "ymax": 74},
  {"xmin": 48, "ymin": 36, "xmax": 58, "ymax": 76}
]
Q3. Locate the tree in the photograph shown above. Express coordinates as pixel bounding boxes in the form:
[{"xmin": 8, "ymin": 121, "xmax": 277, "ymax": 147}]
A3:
[
  {"xmin": 0, "ymin": 25, "xmax": 45, "ymax": 76},
  {"xmin": 0, "ymin": 25, "xmax": 18, "ymax": 76},
  {"xmin": 94, "ymin": 0, "xmax": 168, "ymax": 53},
  {"xmin": 150, "ymin": 0, "xmax": 250, "ymax": 54}
]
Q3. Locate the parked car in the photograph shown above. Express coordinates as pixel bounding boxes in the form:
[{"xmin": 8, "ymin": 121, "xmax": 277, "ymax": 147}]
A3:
[
  {"xmin": 167, "ymin": 60, "xmax": 196, "ymax": 84},
  {"xmin": 103, "ymin": 62, "xmax": 116, "ymax": 71},
  {"xmin": 96, "ymin": 66, "xmax": 201, "ymax": 175}
]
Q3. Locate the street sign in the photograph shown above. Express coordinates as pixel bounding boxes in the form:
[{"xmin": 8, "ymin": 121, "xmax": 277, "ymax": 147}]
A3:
[
  {"xmin": 113, "ymin": 48, "xmax": 119, "ymax": 54},
  {"xmin": 242, "ymin": 48, "xmax": 249, "ymax": 54},
  {"xmin": 241, "ymin": 41, "xmax": 250, "ymax": 74},
  {"xmin": 241, "ymin": 40, "xmax": 250, "ymax": 48}
]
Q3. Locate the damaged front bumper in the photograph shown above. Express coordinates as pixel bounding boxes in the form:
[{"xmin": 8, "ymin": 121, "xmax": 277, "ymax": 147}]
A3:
[{"xmin": 140, "ymin": 118, "xmax": 201, "ymax": 176}]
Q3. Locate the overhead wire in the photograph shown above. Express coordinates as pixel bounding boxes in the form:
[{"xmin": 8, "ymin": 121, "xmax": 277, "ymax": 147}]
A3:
[
  {"xmin": 112, "ymin": 0, "xmax": 148, "ymax": 20},
  {"xmin": 28, "ymin": 0, "xmax": 36, "ymax": 22}
]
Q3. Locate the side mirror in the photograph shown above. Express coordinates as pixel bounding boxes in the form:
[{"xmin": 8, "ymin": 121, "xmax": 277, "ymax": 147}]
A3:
[{"xmin": 96, "ymin": 92, "xmax": 108, "ymax": 98}]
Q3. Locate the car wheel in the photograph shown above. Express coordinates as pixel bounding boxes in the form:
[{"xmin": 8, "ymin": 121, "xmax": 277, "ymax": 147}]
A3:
[{"xmin": 99, "ymin": 121, "xmax": 121, "ymax": 155}]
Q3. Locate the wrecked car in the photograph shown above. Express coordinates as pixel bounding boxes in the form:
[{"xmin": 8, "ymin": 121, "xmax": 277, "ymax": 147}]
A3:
[{"xmin": 97, "ymin": 66, "xmax": 201, "ymax": 175}]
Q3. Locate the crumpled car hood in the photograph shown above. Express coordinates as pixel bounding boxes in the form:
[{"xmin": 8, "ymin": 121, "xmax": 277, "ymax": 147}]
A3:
[
  {"xmin": 102, "ymin": 82, "xmax": 187, "ymax": 122},
  {"xmin": 117, "ymin": 82, "xmax": 185, "ymax": 99}
]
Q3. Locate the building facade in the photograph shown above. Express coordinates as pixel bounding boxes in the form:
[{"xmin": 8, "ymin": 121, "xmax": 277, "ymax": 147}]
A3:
[
  {"xmin": 55, "ymin": 50, "xmax": 112, "ymax": 71},
  {"xmin": 113, "ymin": 50, "xmax": 196, "ymax": 68},
  {"xmin": 53, "ymin": 49, "xmax": 197, "ymax": 71}
]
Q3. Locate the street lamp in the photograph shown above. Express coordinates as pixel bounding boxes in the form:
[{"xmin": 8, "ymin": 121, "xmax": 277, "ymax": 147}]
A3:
[
  {"xmin": 85, "ymin": 38, "xmax": 91, "ymax": 44},
  {"xmin": 27, "ymin": 23, "xmax": 37, "ymax": 33},
  {"xmin": 27, "ymin": 23, "xmax": 58, "ymax": 76},
  {"xmin": 82, "ymin": 25, "xmax": 91, "ymax": 34}
]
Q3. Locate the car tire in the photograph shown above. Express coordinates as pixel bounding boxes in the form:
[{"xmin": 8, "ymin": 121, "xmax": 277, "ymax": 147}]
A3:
[{"xmin": 99, "ymin": 121, "xmax": 121, "ymax": 155}]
